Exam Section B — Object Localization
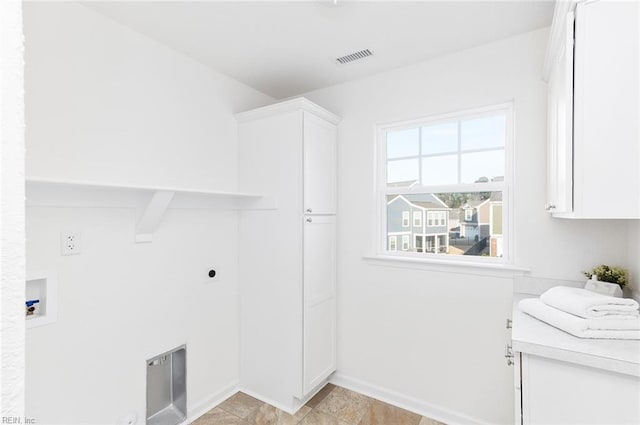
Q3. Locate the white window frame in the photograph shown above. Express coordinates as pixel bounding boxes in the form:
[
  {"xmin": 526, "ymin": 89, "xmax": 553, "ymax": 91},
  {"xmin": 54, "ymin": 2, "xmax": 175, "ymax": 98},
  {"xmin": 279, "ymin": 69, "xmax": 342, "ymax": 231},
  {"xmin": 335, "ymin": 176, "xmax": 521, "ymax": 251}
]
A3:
[
  {"xmin": 413, "ymin": 211, "xmax": 422, "ymax": 227},
  {"xmin": 402, "ymin": 235, "xmax": 410, "ymax": 251},
  {"xmin": 465, "ymin": 209, "xmax": 473, "ymax": 221},
  {"xmin": 389, "ymin": 236, "xmax": 397, "ymax": 251},
  {"xmin": 402, "ymin": 211, "xmax": 410, "ymax": 227},
  {"xmin": 376, "ymin": 103, "xmax": 515, "ymax": 266}
]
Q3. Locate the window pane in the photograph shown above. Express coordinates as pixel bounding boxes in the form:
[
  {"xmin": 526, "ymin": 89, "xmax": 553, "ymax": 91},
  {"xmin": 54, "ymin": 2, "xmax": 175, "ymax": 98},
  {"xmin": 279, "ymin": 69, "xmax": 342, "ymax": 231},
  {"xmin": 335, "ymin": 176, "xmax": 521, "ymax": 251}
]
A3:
[
  {"xmin": 422, "ymin": 122, "xmax": 458, "ymax": 155},
  {"xmin": 461, "ymin": 115, "xmax": 505, "ymax": 150},
  {"xmin": 387, "ymin": 158, "xmax": 419, "ymax": 185},
  {"xmin": 460, "ymin": 150, "xmax": 504, "ymax": 184},
  {"xmin": 421, "ymin": 155, "xmax": 458, "ymax": 186},
  {"xmin": 387, "ymin": 128, "xmax": 419, "ymax": 159}
]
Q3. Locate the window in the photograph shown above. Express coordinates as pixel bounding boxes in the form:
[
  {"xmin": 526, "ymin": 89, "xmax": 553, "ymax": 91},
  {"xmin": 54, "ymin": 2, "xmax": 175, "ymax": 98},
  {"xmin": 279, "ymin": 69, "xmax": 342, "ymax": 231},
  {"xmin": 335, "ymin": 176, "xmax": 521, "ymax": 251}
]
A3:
[
  {"xmin": 402, "ymin": 211, "xmax": 410, "ymax": 227},
  {"xmin": 413, "ymin": 211, "xmax": 422, "ymax": 227},
  {"xmin": 388, "ymin": 236, "xmax": 397, "ymax": 251},
  {"xmin": 402, "ymin": 235, "xmax": 410, "ymax": 251},
  {"xmin": 415, "ymin": 235, "xmax": 423, "ymax": 252},
  {"xmin": 465, "ymin": 209, "xmax": 473, "ymax": 221},
  {"xmin": 380, "ymin": 104, "xmax": 512, "ymax": 261}
]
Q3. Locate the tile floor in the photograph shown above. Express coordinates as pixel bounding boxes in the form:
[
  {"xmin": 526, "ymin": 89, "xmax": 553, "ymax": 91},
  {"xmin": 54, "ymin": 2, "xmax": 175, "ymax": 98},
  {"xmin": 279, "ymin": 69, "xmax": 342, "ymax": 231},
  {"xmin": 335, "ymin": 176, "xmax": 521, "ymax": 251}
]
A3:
[{"xmin": 192, "ymin": 384, "xmax": 446, "ymax": 425}]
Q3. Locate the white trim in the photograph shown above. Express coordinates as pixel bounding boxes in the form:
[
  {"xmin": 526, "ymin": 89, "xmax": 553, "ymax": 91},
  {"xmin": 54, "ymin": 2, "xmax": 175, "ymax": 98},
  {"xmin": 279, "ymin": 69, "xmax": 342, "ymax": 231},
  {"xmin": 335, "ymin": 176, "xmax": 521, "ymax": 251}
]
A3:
[
  {"xmin": 235, "ymin": 97, "xmax": 341, "ymax": 125},
  {"xmin": 387, "ymin": 146, "xmax": 504, "ymax": 162},
  {"xmin": 329, "ymin": 373, "xmax": 497, "ymax": 425},
  {"xmin": 388, "ymin": 236, "xmax": 397, "ymax": 251},
  {"xmin": 543, "ymin": 0, "xmax": 578, "ymax": 81},
  {"xmin": 187, "ymin": 380, "xmax": 239, "ymax": 424},
  {"xmin": 401, "ymin": 211, "xmax": 410, "ymax": 227},
  {"xmin": 401, "ymin": 235, "xmax": 410, "ymax": 251},
  {"xmin": 363, "ymin": 255, "xmax": 529, "ymax": 278},
  {"xmin": 385, "ymin": 182, "xmax": 504, "ymax": 196},
  {"xmin": 427, "ymin": 211, "xmax": 435, "ymax": 227},
  {"xmin": 377, "ymin": 102, "xmax": 514, "ymax": 134},
  {"xmin": 236, "ymin": 386, "xmax": 298, "ymax": 415},
  {"xmin": 412, "ymin": 210, "xmax": 422, "ymax": 227},
  {"xmin": 464, "ymin": 208, "xmax": 473, "ymax": 221}
]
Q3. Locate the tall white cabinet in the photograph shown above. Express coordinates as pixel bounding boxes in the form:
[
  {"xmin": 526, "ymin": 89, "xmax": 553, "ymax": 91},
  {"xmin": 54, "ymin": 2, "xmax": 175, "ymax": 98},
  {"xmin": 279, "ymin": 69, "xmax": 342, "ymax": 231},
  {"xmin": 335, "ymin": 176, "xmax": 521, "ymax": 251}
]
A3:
[
  {"xmin": 237, "ymin": 98, "xmax": 339, "ymax": 413},
  {"xmin": 545, "ymin": 0, "xmax": 640, "ymax": 218}
]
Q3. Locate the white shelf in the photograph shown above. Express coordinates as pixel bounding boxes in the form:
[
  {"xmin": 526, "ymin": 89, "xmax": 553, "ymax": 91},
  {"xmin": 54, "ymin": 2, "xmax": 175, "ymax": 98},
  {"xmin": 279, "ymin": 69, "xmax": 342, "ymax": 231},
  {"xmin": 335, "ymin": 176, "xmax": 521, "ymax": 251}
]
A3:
[
  {"xmin": 26, "ymin": 272, "xmax": 58, "ymax": 329},
  {"xmin": 26, "ymin": 177, "xmax": 276, "ymax": 242}
]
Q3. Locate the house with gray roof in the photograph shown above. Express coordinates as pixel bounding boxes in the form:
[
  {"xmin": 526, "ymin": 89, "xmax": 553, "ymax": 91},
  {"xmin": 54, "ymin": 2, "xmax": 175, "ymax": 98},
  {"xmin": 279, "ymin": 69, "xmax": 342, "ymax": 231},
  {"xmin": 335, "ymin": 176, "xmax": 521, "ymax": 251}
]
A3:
[{"xmin": 386, "ymin": 194, "xmax": 451, "ymax": 254}]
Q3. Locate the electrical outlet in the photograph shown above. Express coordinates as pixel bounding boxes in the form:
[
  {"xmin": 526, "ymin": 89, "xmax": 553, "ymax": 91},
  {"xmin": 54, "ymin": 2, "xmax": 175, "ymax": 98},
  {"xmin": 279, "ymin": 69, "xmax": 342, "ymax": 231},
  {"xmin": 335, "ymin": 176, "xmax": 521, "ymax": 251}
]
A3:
[{"xmin": 61, "ymin": 231, "xmax": 81, "ymax": 256}]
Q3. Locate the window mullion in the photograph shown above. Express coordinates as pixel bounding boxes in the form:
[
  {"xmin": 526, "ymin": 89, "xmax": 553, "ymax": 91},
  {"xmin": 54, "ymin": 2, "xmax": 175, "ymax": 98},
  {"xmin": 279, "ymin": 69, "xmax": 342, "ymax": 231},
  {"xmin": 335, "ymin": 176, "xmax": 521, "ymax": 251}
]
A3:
[
  {"xmin": 384, "ymin": 183, "xmax": 505, "ymax": 196},
  {"xmin": 418, "ymin": 126, "xmax": 423, "ymax": 185},
  {"xmin": 457, "ymin": 120, "xmax": 462, "ymax": 184}
]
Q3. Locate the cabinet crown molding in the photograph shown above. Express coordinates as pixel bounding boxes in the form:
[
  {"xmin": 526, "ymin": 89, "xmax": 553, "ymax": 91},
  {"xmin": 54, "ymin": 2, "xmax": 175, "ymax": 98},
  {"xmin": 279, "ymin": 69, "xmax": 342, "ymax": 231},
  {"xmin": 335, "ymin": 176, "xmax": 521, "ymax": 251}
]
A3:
[
  {"xmin": 543, "ymin": 0, "xmax": 577, "ymax": 81},
  {"xmin": 235, "ymin": 97, "xmax": 341, "ymax": 125}
]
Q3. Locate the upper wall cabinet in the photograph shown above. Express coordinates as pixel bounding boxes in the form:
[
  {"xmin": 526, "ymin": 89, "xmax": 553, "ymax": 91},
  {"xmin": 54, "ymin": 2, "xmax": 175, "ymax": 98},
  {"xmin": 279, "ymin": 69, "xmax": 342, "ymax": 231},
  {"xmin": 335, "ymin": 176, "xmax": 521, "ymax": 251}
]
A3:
[
  {"xmin": 545, "ymin": 0, "xmax": 640, "ymax": 219},
  {"xmin": 304, "ymin": 112, "xmax": 337, "ymax": 215}
]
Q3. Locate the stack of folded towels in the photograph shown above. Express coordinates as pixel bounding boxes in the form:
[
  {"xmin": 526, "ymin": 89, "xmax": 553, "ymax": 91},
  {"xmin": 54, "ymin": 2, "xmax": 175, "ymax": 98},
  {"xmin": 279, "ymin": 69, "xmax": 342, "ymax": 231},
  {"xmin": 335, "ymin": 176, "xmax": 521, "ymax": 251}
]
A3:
[{"xmin": 519, "ymin": 286, "xmax": 640, "ymax": 339}]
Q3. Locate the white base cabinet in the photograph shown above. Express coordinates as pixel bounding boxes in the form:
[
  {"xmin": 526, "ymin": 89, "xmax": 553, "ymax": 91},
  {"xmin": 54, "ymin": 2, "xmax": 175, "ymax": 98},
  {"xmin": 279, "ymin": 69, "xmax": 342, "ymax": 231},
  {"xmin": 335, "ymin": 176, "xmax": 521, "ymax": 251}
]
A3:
[
  {"xmin": 512, "ymin": 294, "xmax": 640, "ymax": 425},
  {"xmin": 237, "ymin": 98, "xmax": 339, "ymax": 413},
  {"xmin": 517, "ymin": 353, "xmax": 640, "ymax": 425}
]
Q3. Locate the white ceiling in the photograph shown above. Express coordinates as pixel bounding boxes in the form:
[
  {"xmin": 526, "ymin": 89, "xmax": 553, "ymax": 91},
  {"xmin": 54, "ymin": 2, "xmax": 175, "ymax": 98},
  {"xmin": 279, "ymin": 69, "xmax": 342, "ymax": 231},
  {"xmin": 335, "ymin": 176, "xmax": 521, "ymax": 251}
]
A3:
[{"xmin": 84, "ymin": 1, "xmax": 554, "ymax": 99}]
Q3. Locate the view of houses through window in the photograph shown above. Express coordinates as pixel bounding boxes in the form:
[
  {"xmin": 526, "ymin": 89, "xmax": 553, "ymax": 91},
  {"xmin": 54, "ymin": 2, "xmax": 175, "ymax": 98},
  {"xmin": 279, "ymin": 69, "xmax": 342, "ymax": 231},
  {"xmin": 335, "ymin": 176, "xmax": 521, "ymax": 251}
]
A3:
[
  {"xmin": 382, "ymin": 106, "xmax": 510, "ymax": 259},
  {"xmin": 386, "ymin": 191, "xmax": 503, "ymax": 257}
]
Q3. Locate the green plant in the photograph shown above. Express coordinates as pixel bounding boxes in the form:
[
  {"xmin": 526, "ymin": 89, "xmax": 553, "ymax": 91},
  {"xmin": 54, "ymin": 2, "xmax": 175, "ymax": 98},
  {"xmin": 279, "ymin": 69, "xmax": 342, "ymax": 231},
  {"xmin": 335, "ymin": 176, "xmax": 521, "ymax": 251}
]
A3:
[{"xmin": 583, "ymin": 265, "xmax": 628, "ymax": 288}]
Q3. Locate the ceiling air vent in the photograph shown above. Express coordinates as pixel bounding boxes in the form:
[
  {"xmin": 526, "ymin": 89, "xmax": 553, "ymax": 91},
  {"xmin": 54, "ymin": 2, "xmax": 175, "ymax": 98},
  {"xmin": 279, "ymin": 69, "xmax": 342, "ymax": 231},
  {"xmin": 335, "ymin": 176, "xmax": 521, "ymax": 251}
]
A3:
[{"xmin": 335, "ymin": 49, "xmax": 373, "ymax": 65}]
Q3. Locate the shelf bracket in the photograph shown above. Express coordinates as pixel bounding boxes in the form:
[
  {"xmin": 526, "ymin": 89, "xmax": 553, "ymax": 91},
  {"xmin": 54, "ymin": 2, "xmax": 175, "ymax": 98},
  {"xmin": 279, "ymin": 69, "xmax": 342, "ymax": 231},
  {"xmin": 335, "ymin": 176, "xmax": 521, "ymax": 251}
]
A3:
[{"xmin": 135, "ymin": 190, "xmax": 175, "ymax": 243}]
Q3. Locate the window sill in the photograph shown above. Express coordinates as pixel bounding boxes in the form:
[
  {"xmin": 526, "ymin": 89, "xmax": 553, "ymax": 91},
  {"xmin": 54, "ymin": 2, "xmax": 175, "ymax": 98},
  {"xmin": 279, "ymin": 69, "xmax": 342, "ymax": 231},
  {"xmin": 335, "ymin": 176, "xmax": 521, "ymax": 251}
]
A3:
[{"xmin": 362, "ymin": 254, "xmax": 530, "ymax": 277}]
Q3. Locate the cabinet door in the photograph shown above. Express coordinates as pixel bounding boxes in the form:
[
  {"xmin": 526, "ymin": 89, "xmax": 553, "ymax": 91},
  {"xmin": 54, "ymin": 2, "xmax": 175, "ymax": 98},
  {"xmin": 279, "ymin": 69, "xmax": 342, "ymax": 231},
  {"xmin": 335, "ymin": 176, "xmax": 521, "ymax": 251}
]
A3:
[
  {"xmin": 521, "ymin": 354, "xmax": 640, "ymax": 425},
  {"xmin": 302, "ymin": 215, "xmax": 336, "ymax": 396},
  {"xmin": 573, "ymin": 0, "xmax": 640, "ymax": 218},
  {"xmin": 303, "ymin": 112, "xmax": 337, "ymax": 215},
  {"xmin": 546, "ymin": 11, "xmax": 574, "ymax": 215}
]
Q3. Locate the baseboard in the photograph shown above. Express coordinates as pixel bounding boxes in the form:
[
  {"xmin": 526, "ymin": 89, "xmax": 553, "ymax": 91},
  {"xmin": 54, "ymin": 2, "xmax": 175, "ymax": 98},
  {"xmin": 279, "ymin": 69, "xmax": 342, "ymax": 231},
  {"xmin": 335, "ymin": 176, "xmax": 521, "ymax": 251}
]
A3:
[
  {"xmin": 329, "ymin": 373, "xmax": 496, "ymax": 425},
  {"xmin": 187, "ymin": 380, "xmax": 239, "ymax": 423},
  {"xmin": 236, "ymin": 386, "xmax": 296, "ymax": 415}
]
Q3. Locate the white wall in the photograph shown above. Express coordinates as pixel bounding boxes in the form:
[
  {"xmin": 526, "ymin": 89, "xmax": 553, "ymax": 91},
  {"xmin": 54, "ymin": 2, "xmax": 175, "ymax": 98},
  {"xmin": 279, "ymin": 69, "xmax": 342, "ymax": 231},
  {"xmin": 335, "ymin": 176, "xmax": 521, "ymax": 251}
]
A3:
[
  {"xmin": 0, "ymin": 0, "xmax": 26, "ymax": 418},
  {"xmin": 24, "ymin": 3, "xmax": 272, "ymax": 425},
  {"xmin": 302, "ymin": 28, "xmax": 630, "ymax": 425}
]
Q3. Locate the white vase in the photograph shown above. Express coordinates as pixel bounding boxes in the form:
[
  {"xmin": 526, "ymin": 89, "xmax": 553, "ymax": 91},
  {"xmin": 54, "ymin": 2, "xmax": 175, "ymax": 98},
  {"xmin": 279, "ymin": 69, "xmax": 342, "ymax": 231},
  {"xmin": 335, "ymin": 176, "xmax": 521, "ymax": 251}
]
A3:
[{"xmin": 584, "ymin": 275, "xmax": 623, "ymax": 297}]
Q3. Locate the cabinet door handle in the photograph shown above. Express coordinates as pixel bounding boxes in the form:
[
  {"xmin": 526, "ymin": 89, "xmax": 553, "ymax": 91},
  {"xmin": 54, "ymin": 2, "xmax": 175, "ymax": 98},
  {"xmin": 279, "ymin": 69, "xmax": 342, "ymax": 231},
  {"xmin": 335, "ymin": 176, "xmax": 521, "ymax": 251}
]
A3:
[
  {"xmin": 506, "ymin": 318, "xmax": 512, "ymax": 329},
  {"xmin": 306, "ymin": 218, "xmax": 313, "ymax": 223},
  {"xmin": 505, "ymin": 344, "xmax": 514, "ymax": 359},
  {"xmin": 544, "ymin": 204, "xmax": 556, "ymax": 211},
  {"xmin": 306, "ymin": 208, "xmax": 313, "ymax": 213},
  {"xmin": 505, "ymin": 345, "xmax": 514, "ymax": 366}
]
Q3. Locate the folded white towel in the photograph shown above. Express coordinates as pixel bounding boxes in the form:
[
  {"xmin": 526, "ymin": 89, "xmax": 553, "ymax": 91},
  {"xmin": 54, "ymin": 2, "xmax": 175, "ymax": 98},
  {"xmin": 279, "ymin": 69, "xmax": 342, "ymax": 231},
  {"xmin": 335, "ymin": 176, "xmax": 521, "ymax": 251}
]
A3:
[
  {"xmin": 519, "ymin": 298, "xmax": 640, "ymax": 339},
  {"xmin": 540, "ymin": 286, "xmax": 639, "ymax": 319}
]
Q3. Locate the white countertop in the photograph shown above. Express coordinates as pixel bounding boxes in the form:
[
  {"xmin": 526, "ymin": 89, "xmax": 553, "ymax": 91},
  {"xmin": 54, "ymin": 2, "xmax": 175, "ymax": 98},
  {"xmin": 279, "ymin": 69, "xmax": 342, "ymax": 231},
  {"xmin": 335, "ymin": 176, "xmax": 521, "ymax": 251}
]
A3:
[{"xmin": 512, "ymin": 294, "xmax": 640, "ymax": 377}]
